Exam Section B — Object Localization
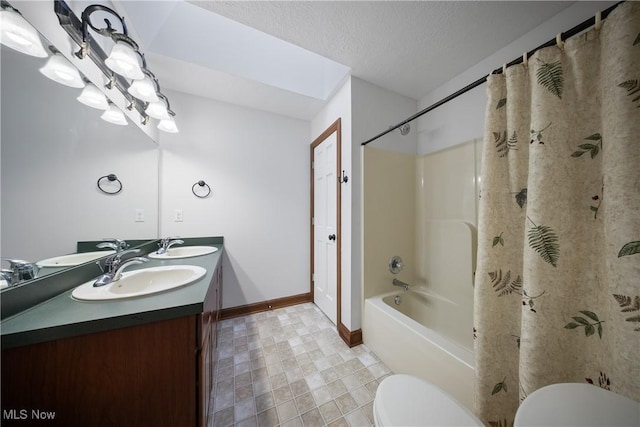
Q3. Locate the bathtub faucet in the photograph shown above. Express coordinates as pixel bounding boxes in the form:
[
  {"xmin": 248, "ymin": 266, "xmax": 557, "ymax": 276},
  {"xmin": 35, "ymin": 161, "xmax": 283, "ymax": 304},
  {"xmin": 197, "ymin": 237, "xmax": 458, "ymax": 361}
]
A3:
[{"xmin": 392, "ymin": 278, "xmax": 410, "ymax": 291}]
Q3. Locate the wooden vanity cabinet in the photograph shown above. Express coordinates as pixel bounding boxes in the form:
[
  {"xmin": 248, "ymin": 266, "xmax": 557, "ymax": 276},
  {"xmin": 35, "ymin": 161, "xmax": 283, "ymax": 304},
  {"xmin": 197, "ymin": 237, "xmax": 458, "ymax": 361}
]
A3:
[
  {"xmin": 198, "ymin": 263, "xmax": 222, "ymax": 426},
  {"xmin": 1, "ymin": 264, "xmax": 222, "ymax": 427}
]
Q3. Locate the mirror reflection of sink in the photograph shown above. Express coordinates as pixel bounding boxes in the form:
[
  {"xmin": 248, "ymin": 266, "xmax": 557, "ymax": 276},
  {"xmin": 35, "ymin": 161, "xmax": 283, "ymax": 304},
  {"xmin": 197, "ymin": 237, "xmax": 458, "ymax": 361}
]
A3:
[
  {"xmin": 147, "ymin": 246, "xmax": 218, "ymax": 260},
  {"xmin": 37, "ymin": 251, "xmax": 116, "ymax": 267},
  {"xmin": 72, "ymin": 265, "xmax": 207, "ymax": 301}
]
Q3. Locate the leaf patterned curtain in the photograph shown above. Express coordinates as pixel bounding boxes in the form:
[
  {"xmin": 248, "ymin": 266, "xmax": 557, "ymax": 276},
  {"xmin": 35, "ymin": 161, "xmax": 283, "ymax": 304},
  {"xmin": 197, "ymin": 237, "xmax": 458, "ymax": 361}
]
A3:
[{"xmin": 474, "ymin": 3, "xmax": 640, "ymax": 425}]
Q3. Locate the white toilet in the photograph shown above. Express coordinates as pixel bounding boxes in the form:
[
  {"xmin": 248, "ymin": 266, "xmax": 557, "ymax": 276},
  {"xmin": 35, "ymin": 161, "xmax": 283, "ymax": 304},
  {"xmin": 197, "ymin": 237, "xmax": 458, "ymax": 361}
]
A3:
[
  {"xmin": 373, "ymin": 374, "xmax": 483, "ymax": 426},
  {"xmin": 515, "ymin": 383, "xmax": 640, "ymax": 426},
  {"xmin": 374, "ymin": 376, "xmax": 640, "ymax": 427}
]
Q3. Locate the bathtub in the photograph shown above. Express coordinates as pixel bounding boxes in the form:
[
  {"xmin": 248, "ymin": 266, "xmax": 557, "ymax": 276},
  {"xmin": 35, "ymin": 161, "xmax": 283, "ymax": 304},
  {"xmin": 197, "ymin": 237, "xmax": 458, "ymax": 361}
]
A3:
[{"xmin": 363, "ymin": 290, "xmax": 475, "ymax": 411}]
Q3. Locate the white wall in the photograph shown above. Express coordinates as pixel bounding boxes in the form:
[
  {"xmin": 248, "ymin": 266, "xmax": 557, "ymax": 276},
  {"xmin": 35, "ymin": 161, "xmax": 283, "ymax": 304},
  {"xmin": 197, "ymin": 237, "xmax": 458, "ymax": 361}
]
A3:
[
  {"xmin": 310, "ymin": 77, "xmax": 353, "ymax": 328},
  {"xmin": 312, "ymin": 76, "xmax": 417, "ymax": 331},
  {"xmin": 416, "ymin": 1, "xmax": 615, "ymax": 156},
  {"xmin": 159, "ymin": 89, "xmax": 309, "ymax": 309},
  {"xmin": 1, "ymin": 47, "xmax": 158, "ymax": 262}
]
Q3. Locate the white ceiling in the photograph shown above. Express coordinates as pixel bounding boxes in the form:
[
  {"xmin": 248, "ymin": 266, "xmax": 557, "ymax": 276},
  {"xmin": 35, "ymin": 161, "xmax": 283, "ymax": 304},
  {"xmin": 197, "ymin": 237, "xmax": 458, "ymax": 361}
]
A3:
[{"xmin": 117, "ymin": 1, "xmax": 577, "ymax": 120}]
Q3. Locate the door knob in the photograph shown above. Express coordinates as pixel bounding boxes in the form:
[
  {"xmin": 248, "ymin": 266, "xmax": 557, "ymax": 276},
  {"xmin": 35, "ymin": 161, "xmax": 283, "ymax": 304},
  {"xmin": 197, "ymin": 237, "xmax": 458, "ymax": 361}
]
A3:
[{"xmin": 328, "ymin": 234, "xmax": 336, "ymax": 241}]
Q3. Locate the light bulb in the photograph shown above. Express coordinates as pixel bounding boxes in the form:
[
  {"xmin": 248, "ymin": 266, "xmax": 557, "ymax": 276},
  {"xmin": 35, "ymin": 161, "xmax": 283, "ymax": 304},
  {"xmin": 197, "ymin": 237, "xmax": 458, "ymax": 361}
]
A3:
[
  {"xmin": 105, "ymin": 41, "xmax": 143, "ymax": 80},
  {"xmin": 39, "ymin": 54, "xmax": 85, "ymax": 88},
  {"xmin": 101, "ymin": 104, "xmax": 128, "ymax": 126},
  {"xmin": 158, "ymin": 117, "xmax": 178, "ymax": 133},
  {"xmin": 0, "ymin": 8, "xmax": 47, "ymax": 57},
  {"xmin": 145, "ymin": 100, "xmax": 171, "ymax": 120},
  {"xmin": 128, "ymin": 76, "xmax": 159, "ymax": 102},
  {"xmin": 77, "ymin": 83, "xmax": 109, "ymax": 110}
]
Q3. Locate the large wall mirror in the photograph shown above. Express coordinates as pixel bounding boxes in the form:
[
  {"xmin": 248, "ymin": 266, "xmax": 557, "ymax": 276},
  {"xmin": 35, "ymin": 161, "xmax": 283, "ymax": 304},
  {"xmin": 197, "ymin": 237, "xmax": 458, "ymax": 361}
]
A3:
[{"xmin": 1, "ymin": 22, "xmax": 159, "ymax": 292}]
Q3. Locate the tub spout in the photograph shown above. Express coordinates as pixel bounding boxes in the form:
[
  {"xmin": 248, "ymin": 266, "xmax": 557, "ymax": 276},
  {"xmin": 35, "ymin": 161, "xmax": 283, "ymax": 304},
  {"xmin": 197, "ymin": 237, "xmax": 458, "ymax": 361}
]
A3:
[{"xmin": 392, "ymin": 278, "xmax": 410, "ymax": 291}]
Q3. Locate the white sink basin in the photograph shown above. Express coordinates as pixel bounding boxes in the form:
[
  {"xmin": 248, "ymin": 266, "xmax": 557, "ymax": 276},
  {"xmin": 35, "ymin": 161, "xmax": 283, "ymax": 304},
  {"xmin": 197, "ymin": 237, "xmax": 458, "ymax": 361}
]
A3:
[
  {"xmin": 148, "ymin": 246, "xmax": 218, "ymax": 260},
  {"xmin": 37, "ymin": 250, "xmax": 116, "ymax": 267},
  {"xmin": 72, "ymin": 265, "xmax": 207, "ymax": 301}
]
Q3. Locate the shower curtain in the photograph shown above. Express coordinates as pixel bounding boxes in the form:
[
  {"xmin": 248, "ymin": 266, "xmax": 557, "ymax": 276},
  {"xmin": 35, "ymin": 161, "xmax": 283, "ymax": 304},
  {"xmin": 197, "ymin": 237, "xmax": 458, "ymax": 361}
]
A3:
[{"xmin": 474, "ymin": 2, "xmax": 640, "ymax": 425}]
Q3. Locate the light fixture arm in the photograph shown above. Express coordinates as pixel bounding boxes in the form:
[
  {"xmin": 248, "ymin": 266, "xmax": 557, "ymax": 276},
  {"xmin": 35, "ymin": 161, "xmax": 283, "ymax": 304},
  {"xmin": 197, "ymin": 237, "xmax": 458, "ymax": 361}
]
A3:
[
  {"xmin": 76, "ymin": 4, "xmax": 139, "ymax": 59},
  {"xmin": 158, "ymin": 93, "xmax": 176, "ymax": 117},
  {"xmin": 0, "ymin": 0, "xmax": 18, "ymax": 13}
]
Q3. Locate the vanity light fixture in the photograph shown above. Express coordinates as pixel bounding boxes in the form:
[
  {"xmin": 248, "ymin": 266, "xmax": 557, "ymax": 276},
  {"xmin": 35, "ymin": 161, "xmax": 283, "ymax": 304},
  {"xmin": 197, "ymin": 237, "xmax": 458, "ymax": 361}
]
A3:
[
  {"xmin": 101, "ymin": 102, "xmax": 128, "ymax": 126},
  {"xmin": 60, "ymin": 1, "xmax": 178, "ymax": 133},
  {"xmin": 0, "ymin": 2, "xmax": 47, "ymax": 57},
  {"xmin": 77, "ymin": 82, "xmax": 109, "ymax": 110},
  {"xmin": 39, "ymin": 51, "xmax": 85, "ymax": 88}
]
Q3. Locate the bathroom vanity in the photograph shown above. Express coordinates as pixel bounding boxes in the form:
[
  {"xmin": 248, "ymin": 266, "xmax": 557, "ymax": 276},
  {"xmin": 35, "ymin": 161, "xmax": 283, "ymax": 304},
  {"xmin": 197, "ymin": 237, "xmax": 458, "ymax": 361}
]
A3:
[{"xmin": 1, "ymin": 237, "xmax": 223, "ymax": 427}]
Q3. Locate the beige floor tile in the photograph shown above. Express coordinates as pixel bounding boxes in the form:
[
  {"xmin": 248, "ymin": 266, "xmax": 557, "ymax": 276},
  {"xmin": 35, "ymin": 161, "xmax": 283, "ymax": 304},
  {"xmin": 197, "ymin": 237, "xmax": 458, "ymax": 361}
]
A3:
[
  {"xmin": 256, "ymin": 407, "xmax": 279, "ymax": 427},
  {"xmin": 334, "ymin": 392, "xmax": 358, "ymax": 415},
  {"xmin": 213, "ymin": 406, "xmax": 234, "ymax": 427},
  {"xmin": 290, "ymin": 378, "xmax": 310, "ymax": 397},
  {"xmin": 236, "ymin": 415, "xmax": 257, "ymax": 427},
  {"xmin": 255, "ymin": 391, "xmax": 275, "ymax": 413},
  {"xmin": 310, "ymin": 385, "xmax": 332, "ymax": 406},
  {"xmin": 318, "ymin": 400, "xmax": 342, "ymax": 424},
  {"xmin": 281, "ymin": 416, "xmax": 304, "ymax": 427},
  {"xmin": 326, "ymin": 417, "xmax": 349, "ymax": 427},
  {"xmin": 301, "ymin": 408, "xmax": 324, "ymax": 427},
  {"xmin": 273, "ymin": 385, "xmax": 294, "ymax": 405},
  {"xmin": 277, "ymin": 399, "xmax": 299, "ymax": 423},
  {"xmin": 295, "ymin": 392, "xmax": 316, "ymax": 414},
  {"xmin": 344, "ymin": 408, "xmax": 371, "ymax": 427}
]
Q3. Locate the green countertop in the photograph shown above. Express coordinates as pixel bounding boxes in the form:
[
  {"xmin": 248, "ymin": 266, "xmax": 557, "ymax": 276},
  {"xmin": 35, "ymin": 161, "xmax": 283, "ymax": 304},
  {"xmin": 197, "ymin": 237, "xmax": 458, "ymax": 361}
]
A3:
[{"xmin": 1, "ymin": 241, "xmax": 224, "ymax": 350}]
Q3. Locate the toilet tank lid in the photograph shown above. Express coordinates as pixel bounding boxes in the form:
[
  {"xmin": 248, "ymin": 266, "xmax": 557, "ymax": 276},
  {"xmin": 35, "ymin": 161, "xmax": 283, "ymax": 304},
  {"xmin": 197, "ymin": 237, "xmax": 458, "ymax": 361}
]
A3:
[
  {"xmin": 375, "ymin": 374, "xmax": 482, "ymax": 427},
  {"xmin": 515, "ymin": 383, "xmax": 640, "ymax": 426}
]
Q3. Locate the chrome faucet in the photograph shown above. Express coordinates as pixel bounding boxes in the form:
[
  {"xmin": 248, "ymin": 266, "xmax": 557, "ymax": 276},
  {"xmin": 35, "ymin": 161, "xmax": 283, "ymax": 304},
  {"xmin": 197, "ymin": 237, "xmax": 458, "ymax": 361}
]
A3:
[
  {"xmin": 392, "ymin": 278, "xmax": 410, "ymax": 291},
  {"xmin": 156, "ymin": 237, "xmax": 184, "ymax": 254},
  {"xmin": 93, "ymin": 249, "xmax": 148, "ymax": 287},
  {"xmin": 96, "ymin": 238, "xmax": 129, "ymax": 252},
  {"xmin": 1, "ymin": 259, "xmax": 39, "ymax": 286}
]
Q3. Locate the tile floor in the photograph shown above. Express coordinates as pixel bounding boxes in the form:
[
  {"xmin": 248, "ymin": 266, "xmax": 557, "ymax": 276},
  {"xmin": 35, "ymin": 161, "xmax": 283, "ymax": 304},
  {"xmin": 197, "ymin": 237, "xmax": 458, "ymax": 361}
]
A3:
[{"xmin": 211, "ymin": 303, "xmax": 393, "ymax": 427}]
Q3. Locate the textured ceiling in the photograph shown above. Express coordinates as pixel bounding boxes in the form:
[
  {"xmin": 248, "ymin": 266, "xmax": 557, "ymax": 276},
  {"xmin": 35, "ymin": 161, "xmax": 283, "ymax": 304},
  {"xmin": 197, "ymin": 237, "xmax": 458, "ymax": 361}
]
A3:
[{"xmin": 189, "ymin": 1, "xmax": 574, "ymax": 101}]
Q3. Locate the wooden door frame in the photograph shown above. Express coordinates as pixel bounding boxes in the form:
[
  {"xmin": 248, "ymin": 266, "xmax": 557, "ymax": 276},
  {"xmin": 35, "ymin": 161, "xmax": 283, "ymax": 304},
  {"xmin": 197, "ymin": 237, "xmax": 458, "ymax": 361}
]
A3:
[{"xmin": 310, "ymin": 118, "xmax": 342, "ymax": 329}]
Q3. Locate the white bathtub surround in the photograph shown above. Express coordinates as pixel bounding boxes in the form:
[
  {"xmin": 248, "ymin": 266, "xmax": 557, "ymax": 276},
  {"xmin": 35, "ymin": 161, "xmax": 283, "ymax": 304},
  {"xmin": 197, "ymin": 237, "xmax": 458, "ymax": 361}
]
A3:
[
  {"xmin": 362, "ymin": 147, "xmax": 417, "ymax": 300},
  {"xmin": 362, "ymin": 142, "xmax": 479, "ymax": 414},
  {"xmin": 363, "ymin": 292, "xmax": 475, "ymax": 411},
  {"xmin": 475, "ymin": 2, "xmax": 640, "ymax": 425},
  {"xmin": 213, "ymin": 303, "xmax": 392, "ymax": 426}
]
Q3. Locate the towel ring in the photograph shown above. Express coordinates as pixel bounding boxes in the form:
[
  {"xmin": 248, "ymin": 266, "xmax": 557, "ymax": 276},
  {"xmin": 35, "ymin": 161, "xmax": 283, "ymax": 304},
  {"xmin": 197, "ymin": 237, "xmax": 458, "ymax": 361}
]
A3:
[
  {"xmin": 97, "ymin": 174, "xmax": 122, "ymax": 195},
  {"xmin": 192, "ymin": 180, "xmax": 211, "ymax": 198}
]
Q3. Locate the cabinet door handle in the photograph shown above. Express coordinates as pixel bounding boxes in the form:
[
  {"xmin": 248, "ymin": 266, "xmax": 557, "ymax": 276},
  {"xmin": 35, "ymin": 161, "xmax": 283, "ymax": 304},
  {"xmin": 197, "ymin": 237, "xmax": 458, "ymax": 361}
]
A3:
[{"xmin": 328, "ymin": 234, "xmax": 336, "ymax": 241}]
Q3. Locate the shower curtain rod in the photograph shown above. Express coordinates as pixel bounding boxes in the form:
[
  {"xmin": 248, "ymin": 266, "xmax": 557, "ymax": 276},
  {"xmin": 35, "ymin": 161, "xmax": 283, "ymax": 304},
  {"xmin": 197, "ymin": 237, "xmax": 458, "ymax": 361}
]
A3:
[{"xmin": 360, "ymin": 1, "xmax": 624, "ymax": 147}]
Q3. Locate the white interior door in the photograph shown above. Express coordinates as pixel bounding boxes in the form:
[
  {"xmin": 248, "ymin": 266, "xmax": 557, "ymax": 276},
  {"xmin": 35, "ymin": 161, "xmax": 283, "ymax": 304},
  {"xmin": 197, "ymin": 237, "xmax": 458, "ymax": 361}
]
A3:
[{"xmin": 313, "ymin": 132, "xmax": 338, "ymax": 324}]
